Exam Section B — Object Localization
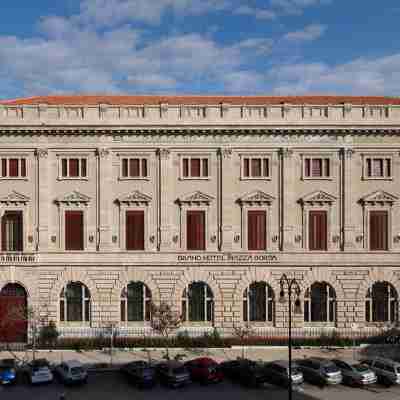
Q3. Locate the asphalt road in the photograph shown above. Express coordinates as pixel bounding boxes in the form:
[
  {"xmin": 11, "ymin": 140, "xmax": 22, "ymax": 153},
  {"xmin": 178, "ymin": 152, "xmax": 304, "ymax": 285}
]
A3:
[{"xmin": 1, "ymin": 371, "xmax": 400, "ymax": 400}]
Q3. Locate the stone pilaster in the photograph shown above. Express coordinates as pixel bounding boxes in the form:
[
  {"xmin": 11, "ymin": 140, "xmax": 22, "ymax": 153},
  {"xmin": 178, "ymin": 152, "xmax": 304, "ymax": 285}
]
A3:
[
  {"xmin": 342, "ymin": 148, "xmax": 356, "ymax": 249},
  {"xmin": 97, "ymin": 148, "xmax": 113, "ymax": 250},
  {"xmin": 36, "ymin": 148, "xmax": 49, "ymax": 251},
  {"xmin": 158, "ymin": 148, "xmax": 172, "ymax": 250}
]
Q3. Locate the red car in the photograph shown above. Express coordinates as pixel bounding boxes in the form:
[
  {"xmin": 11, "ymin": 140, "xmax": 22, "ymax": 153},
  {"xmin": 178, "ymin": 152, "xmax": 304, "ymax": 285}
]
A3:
[{"xmin": 184, "ymin": 357, "xmax": 224, "ymax": 384}]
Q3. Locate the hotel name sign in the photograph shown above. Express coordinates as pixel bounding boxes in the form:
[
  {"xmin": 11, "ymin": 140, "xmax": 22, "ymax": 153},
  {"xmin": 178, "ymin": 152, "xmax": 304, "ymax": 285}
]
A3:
[{"xmin": 177, "ymin": 253, "xmax": 278, "ymax": 263}]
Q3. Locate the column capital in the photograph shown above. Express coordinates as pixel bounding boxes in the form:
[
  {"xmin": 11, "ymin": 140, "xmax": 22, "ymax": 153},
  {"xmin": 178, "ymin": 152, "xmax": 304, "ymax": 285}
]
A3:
[
  {"xmin": 341, "ymin": 147, "xmax": 354, "ymax": 158},
  {"xmin": 96, "ymin": 148, "xmax": 110, "ymax": 158},
  {"xmin": 35, "ymin": 148, "xmax": 48, "ymax": 158},
  {"xmin": 157, "ymin": 148, "xmax": 171, "ymax": 159},
  {"xmin": 218, "ymin": 147, "xmax": 232, "ymax": 159},
  {"xmin": 279, "ymin": 147, "xmax": 293, "ymax": 158}
]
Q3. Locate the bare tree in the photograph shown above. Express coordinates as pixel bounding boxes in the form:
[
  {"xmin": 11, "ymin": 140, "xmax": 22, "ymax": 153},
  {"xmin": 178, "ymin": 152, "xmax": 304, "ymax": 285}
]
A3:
[
  {"xmin": 232, "ymin": 323, "xmax": 255, "ymax": 359},
  {"xmin": 150, "ymin": 301, "xmax": 182, "ymax": 360}
]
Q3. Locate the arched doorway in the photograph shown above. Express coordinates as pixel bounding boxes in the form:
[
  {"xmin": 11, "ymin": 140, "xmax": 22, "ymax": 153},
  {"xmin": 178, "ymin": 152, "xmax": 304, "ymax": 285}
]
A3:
[{"xmin": 0, "ymin": 283, "xmax": 28, "ymax": 342}]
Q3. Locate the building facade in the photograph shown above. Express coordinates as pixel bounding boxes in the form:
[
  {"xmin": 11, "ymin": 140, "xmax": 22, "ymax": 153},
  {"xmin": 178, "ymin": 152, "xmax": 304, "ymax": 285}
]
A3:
[{"xmin": 0, "ymin": 95, "xmax": 399, "ymax": 340}]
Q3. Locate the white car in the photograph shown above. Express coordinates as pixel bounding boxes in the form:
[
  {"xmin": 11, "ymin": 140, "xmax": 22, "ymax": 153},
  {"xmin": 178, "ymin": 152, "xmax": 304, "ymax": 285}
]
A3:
[
  {"xmin": 54, "ymin": 360, "xmax": 88, "ymax": 385},
  {"xmin": 25, "ymin": 358, "xmax": 53, "ymax": 384}
]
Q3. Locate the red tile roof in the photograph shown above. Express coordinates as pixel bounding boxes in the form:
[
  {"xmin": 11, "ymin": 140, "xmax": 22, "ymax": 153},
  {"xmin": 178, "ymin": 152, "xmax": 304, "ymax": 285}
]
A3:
[{"xmin": 0, "ymin": 95, "xmax": 399, "ymax": 106}]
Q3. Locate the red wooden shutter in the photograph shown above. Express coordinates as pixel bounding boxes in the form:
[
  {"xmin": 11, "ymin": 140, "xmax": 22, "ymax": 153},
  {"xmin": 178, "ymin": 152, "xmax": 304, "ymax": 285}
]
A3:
[
  {"xmin": 141, "ymin": 159, "xmax": 147, "ymax": 177},
  {"xmin": 190, "ymin": 159, "xmax": 201, "ymax": 177},
  {"xmin": 305, "ymin": 158, "xmax": 310, "ymax": 177},
  {"xmin": 62, "ymin": 159, "xmax": 68, "ymax": 177},
  {"xmin": 370, "ymin": 211, "xmax": 388, "ymax": 250},
  {"xmin": 243, "ymin": 158, "xmax": 249, "ymax": 177},
  {"xmin": 309, "ymin": 211, "xmax": 327, "ymax": 251},
  {"xmin": 1, "ymin": 211, "xmax": 23, "ymax": 251},
  {"xmin": 263, "ymin": 159, "xmax": 269, "ymax": 177},
  {"xmin": 1, "ymin": 158, "xmax": 6, "ymax": 177},
  {"xmin": 69, "ymin": 159, "xmax": 79, "ymax": 177},
  {"xmin": 65, "ymin": 211, "xmax": 84, "ymax": 250},
  {"xmin": 126, "ymin": 211, "xmax": 145, "ymax": 250},
  {"xmin": 129, "ymin": 159, "xmax": 140, "ymax": 177},
  {"xmin": 21, "ymin": 159, "xmax": 26, "ymax": 177},
  {"xmin": 122, "ymin": 159, "xmax": 128, "ymax": 177},
  {"xmin": 312, "ymin": 159, "xmax": 322, "ymax": 177},
  {"xmin": 251, "ymin": 159, "xmax": 261, "ymax": 177},
  {"xmin": 324, "ymin": 159, "xmax": 330, "ymax": 177},
  {"xmin": 183, "ymin": 158, "xmax": 189, "ymax": 177},
  {"xmin": 81, "ymin": 159, "xmax": 87, "ymax": 177},
  {"xmin": 9, "ymin": 159, "xmax": 18, "ymax": 177},
  {"xmin": 187, "ymin": 211, "xmax": 205, "ymax": 250},
  {"xmin": 248, "ymin": 211, "xmax": 266, "ymax": 250},
  {"xmin": 202, "ymin": 159, "xmax": 208, "ymax": 177}
]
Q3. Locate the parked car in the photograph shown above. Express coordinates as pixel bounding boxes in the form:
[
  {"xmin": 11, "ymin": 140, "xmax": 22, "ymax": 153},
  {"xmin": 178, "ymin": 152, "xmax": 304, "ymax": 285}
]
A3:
[
  {"xmin": 54, "ymin": 360, "xmax": 88, "ymax": 385},
  {"xmin": 296, "ymin": 357, "xmax": 342, "ymax": 386},
  {"xmin": 0, "ymin": 359, "xmax": 18, "ymax": 385},
  {"xmin": 360, "ymin": 357, "xmax": 400, "ymax": 386},
  {"xmin": 330, "ymin": 359, "xmax": 376, "ymax": 386},
  {"xmin": 220, "ymin": 358, "xmax": 268, "ymax": 387},
  {"xmin": 184, "ymin": 357, "xmax": 223, "ymax": 384},
  {"xmin": 155, "ymin": 361, "xmax": 191, "ymax": 388},
  {"xmin": 263, "ymin": 360, "xmax": 304, "ymax": 388},
  {"xmin": 24, "ymin": 358, "xmax": 53, "ymax": 384},
  {"xmin": 120, "ymin": 360, "xmax": 156, "ymax": 388}
]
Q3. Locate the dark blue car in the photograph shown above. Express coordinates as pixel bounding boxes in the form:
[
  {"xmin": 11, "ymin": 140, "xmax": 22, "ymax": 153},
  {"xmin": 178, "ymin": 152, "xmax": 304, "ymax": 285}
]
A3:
[{"xmin": 0, "ymin": 359, "xmax": 17, "ymax": 385}]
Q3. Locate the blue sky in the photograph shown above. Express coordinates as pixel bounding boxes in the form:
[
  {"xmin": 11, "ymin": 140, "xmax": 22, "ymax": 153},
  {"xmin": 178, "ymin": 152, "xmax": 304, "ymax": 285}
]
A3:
[{"xmin": 0, "ymin": 0, "xmax": 399, "ymax": 99}]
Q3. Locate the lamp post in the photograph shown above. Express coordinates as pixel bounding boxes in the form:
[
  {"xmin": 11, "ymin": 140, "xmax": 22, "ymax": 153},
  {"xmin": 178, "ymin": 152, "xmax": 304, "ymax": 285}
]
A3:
[{"xmin": 279, "ymin": 273, "xmax": 302, "ymax": 400}]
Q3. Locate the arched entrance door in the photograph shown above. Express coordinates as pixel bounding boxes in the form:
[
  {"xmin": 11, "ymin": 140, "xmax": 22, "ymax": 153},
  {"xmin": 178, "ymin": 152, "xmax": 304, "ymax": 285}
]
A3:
[{"xmin": 0, "ymin": 283, "xmax": 28, "ymax": 342}]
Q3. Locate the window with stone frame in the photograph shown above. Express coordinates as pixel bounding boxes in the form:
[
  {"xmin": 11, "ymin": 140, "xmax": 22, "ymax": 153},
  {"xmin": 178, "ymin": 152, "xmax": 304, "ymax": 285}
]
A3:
[
  {"xmin": 242, "ymin": 157, "xmax": 270, "ymax": 179},
  {"xmin": 365, "ymin": 282, "xmax": 398, "ymax": 323},
  {"xmin": 1, "ymin": 211, "xmax": 23, "ymax": 251},
  {"xmin": 309, "ymin": 210, "xmax": 327, "ymax": 251},
  {"xmin": 120, "ymin": 281, "xmax": 152, "ymax": 322},
  {"xmin": 121, "ymin": 157, "xmax": 148, "ymax": 178},
  {"xmin": 1, "ymin": 158, "xmax": 27, "ymax": 178},
  {"xmin": 365, "ymin": 157, "xmax": 392, "ymax": 179},
  {"xmin": 181, "ymin": 157, "xmax": 209, "ymax": 178},
  {"xmin": 60, "ymin": 282, "xmax": 91, "ymax": 322},
  {"xmin": 304, "ymin": 282, "xmax": 336, "ymax": 323},
  {"xmin": 182, "ymin": 282, "xmax": 214, "ymax": 322},
  {"xmin": 304, "ymin": 157, "xmax": 330, "ymax": 178},
  {"xmin": 247, "ymin": 210, "xmax": 267, "ymax": 251},
  {"xmin": 186, "ymin": 210, "xmax": 206, "ymax": 250},
  {"xmin": 369, "ymin": 210, "xmax": 388, "ymax": 251},
  {"xmin": 65, "ymin": 210, "xmax": 84, "ymax": 251},
  {"xmin": 60, "ymin": 157, "xmax": 87, "ymax": 178},
  {"xmin": 243, "ymin": 282, "xmax": 274, "ymax": 323}
]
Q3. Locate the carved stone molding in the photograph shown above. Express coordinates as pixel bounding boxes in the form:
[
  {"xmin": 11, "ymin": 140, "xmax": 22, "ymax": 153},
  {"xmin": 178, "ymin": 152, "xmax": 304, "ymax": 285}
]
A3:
[
  {"xmin": 360, "ymin": 190, "xmax": 398, "ymax": 206},
  {"xmin": 279, "ymin": 147, "xmax": 293, "ymax": 158},
  {"xmin": 0, "ymin": 190, "xmax": 30, "ymax": 205},
  {"xmin": 35, "ymin": 148, "xmax": 48, "ymax": 158},
  {"xmin": 341, "ymin": 147, "xmax": 354, "ymax": 159},
  {"xmin": 55, "ymin": 190, "xmax": 91, "ymax": 206},
  {"xmin": 116, "ymin": 190, "xmax": 152, "ymax": 207},
  {"xmin": 158, "ymin": 148, "xmax": 170, "ymax": 160},
  {"xmin": 177, "ymin": 191, "xmax": 214, "ymax": 206},
  {"xmin": 96, "ymin": 148, "xmax": 110, "ymax": 158},
  {"xmin": 219, "ymin": 147, "xmax": 232, "ymax": 159}
]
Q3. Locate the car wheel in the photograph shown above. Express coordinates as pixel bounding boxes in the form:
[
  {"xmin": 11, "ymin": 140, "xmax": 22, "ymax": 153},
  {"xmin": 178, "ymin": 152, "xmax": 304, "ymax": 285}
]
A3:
[{"xmin": 382, "ymin": 377, "xmax": 392, "ymax": 387}]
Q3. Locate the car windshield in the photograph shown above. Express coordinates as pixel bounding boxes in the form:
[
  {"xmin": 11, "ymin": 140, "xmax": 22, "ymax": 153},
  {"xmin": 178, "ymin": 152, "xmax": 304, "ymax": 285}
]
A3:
[
  {"xmin": 71, "ymin": 367, "xmax": 84, "ymax": 374},
  {"xmin": 173, "ymin": 367, "xmax": 186, "ymax": 374},
  {"xmin": 33, "ymin": 360, "xmax": 48, "ymax": 368},
  {"xmin": 354, "ymin": 364, "xmax": 369, "ymax": 373},
  {"xmin": 322, "ymin": 364, "xmax": 338, "ymax": 374},
  {"xmin": 292, "ymin": 368, "xmax": 301, "ymax": 375}
]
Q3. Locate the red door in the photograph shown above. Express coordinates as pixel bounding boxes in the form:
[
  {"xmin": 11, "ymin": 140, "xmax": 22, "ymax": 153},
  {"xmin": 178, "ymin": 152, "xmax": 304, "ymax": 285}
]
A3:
[{"xmin": 0, "ymin": 284, "xmax": 28, "ymax": 343}]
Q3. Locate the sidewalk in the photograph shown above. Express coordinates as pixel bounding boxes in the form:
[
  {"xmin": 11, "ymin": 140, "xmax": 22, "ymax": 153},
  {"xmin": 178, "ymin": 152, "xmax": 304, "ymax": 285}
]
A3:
[{"xmin": 0, "ymin": 346, "xmax": 361, "ymax": 367}]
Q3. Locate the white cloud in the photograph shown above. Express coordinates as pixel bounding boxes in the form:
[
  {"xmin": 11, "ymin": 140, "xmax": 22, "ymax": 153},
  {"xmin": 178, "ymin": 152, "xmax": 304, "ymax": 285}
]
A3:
[
  {"xmin": 234, "ymin": 5, "xmax": 276, "ymax": 20},
  {"xmin": 270, "ymin": 0, "xmax": 332, "ymax": 15},
  {"xmin": 283, "ymin": 24, "xmax": 327, "ymax": 42}
]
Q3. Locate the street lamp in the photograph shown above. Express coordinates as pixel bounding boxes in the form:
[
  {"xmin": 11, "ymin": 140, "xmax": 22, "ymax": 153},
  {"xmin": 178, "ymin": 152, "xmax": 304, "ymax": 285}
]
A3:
[{"xmin": 279, "ymin": 273, "xmax": 302, "ymax": 400}]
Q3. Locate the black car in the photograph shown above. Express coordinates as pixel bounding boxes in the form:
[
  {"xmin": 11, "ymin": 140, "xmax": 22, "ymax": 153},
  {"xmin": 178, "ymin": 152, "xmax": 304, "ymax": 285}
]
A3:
[
  {"xmin": 263, "ymin": 360, "xmax": 304, "ymax": 388},
  {"xmin": 121, "ymin": 361, "xmax": 156, "ymax": 388},
  {"xmin": 220, "ymin": 359, "xmax": 268, "ymax": 388},
  {"xmin": 155, "ymin": 361, "xmax": 191, "ymax": 388}
]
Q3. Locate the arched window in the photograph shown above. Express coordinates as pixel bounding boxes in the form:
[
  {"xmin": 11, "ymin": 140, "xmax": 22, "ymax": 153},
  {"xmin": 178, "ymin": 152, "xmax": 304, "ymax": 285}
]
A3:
[
  {"xmin": 60, "ymin": 282, "xmax": 91, "ymax": 322},
  {"xmin": 121, "ymin": 281, "xmax": 152, "ymax": 322},
  {"xmin": 182, "ymin": 282, "xmax": 213, "ymax": 322},
  {"xmin": 366, "ymin": 282, "xmax": 398, "ymax": 323},
  {"xmin": 304, "ymin": 282, "xmax": 336, "ymax": 323},
  {"xmin": 243, "ymin": 282, "xmax": 274, "ymax": 323}
]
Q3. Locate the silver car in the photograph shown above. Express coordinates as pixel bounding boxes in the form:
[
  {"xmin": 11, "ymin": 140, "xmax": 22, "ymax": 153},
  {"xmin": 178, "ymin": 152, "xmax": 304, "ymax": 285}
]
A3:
[
  {"xmin": 331, "ymin": 359, "xmax": 377, "ymax": 386},
  {"xmin": 361, "ymin": 357, "xmax": 400, "ymax": 386},
  {"xmin": 296, "ymin": 357, "xmax": 342, "ymax": 386},
  {"xmin": 54, "ymin": 360, "xmax": 88, "ymax": 385},
  {"xmin": 264, "ymin": 360, "xmax": 304, "ymax": 388}
]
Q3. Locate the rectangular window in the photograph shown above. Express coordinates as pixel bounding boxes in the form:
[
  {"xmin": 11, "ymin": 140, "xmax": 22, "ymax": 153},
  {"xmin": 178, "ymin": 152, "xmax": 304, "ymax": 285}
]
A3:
[
  {"xmin": 242, "ymin": 157, "xmax": 270, "ymax": 178},
  {"xmin": 304, "ymin": 157, "xmax": 330, "ymax": 178},
  {"xmin": 309, "ymin": 210, "xmax": 327, "ymax": 251},
  {"xmin": 1, "ymin": 211, "xmax": 23, "ymax": 251},
  {"xmin": 60, "ymin": 158, "xmax": 88, "ymax": 179},
  {"xmin": 365, "ymin": 157, "xmax": 391, "ymax": 178},
  {"xmin": 126, "ymin": 211, "xmax": 145, "ymax": 250},
  {"xmin": 0, "ymin": 158, "xmax": 27, "ymax": 178},
  {"xmin": 181, "ymin": 157, "xmax": 209, "ymax": 178},
  {"xmin": 121, "ymin": 158, "xmax": 148, "ymax": 178},
  {"xmin": 187, "ymin": 210, "xmax": 205, "ymax": 250},
  {"xmin": 248, "ymin": 210, "xmax": 266, "ymax": 250},
  {"xmin": 65, "ymin": 211, "xmax": 84, "ymax": 250},
  {"xmin": 370, "ymin": 211, "xmax": 388, "ymax": 250}
]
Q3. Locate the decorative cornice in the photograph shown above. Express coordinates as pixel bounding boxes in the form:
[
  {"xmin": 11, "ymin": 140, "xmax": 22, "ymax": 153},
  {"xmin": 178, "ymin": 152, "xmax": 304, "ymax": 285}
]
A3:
[
  {"xmin": 299, "ymin": 190, "xmax": 337, "ymax": 206},
  {"xmin": 238, "ymin": 190, "xmax": 275, "ymax": 206},
  {"xmin": 360, "ymin": 190, "xmax": 398, "ymax": 206},
  {"xmin": 56, "ymin": 190, "xmax": 91, "ymax": 205},
  {"xmin": 0, "ymin": 190, "xmax": 30, "ymax": 205},
  {"xmin": 116, "ymin": 190, "xmax": 152, "ymax": 206},
  {"xmin": 177, "ymin": 191, "xmax": 214, "ymax": 206}
]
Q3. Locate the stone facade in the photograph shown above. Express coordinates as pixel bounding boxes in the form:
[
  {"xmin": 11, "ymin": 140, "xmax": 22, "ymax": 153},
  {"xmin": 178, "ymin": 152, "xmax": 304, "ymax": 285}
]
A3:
[{"xmin": 0, "ymin": 95, "xmax": 400, "ymax": 337}]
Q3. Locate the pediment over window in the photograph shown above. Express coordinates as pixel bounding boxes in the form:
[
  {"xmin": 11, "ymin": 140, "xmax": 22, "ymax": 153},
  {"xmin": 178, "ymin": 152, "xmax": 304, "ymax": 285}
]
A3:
[
  {"xmin": 299, "ymin": 190, "xmax": 336, "ymax": 206},
  {"xmin": 0, "ymin": 190, "xmax": 30, "ymax": 205},
  {"xmin": 117, "ymin": 190, "xmax": 152, "ymax": 206},
  {"xmin": 238, "ymin": 190, "xmax": 275, "ymax": 206},
  {"xmin": 177, "ymin": 191, "xmax": 214, "ymax": 206},
  {"xmin": 56, "ymin": 190, "xmax": 91, "ymax": 205},
  {"xmin": 360, "ymin": 190, "xmax": 398, "ymax": 206}
]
